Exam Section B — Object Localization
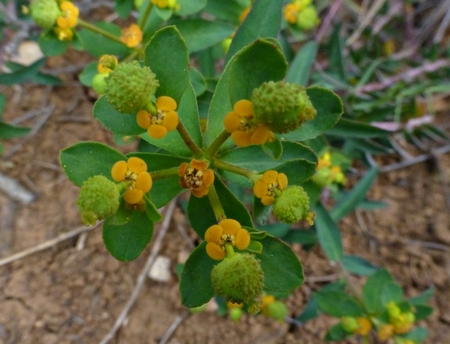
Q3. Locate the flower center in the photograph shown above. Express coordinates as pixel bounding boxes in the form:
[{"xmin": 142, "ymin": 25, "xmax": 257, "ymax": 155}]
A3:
[{"xmin": 183, "ymin": 168, "xmax": 205, "ymax": 189}]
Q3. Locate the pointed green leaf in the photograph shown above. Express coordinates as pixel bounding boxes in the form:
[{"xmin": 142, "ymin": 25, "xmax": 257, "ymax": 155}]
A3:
[
  {"xmin": 409, "ymin": 287, "xmax": 434, "ymax": 306},
  {"xmin": 144, "ymin": 196, "xmax": 162, "ymax": 222},
  {"xmin": 0, "ymin": 123, "xmax": 30, "ymax": 139},
  {"xmin": 180, "ymin": 242, "xmax": 215, "ymax": 307},
  {"xmin": 79, "ymin": 62, "xmax": 98, "ymax": 86},
  {"xmin": 325, "ymin": 323, "xmax": 352, "ymax": 341},
  {"xmin": 326, "ymin": 118, "xmax": 390, "ymax": 138},
  {"xmin": 314, "ymin": 290, "xmax": 365, "ymax": 317},
  {"xmin": 103, "ymin": 210, "xmax": 154, "ymax": 261},
  {"xmin": 341, "ymin": 255, "xmax": 379, "ymax": 276},
  {"xmin": 246, "ymin": 240, "xmax": 263, "ymax": 254},
  {"xmin": 282, "ymin": 87, "xmax": 343, "ymax": 141},
  {"xmin": 38, "ymin": 31, "xmax": 69, "ymax": 56},
  {"xmin": 0, "ymin": 58, "xmax": 45, "ymax": 85},
  {"xmin": 176, "ymin": 0, "xmax": 207, "ymax": 16},
  {"xmin": 381, "ymin": 282, "xmax": 403, "ymax": 305},
  {"xmin": 286, "ymin": 41, "xmax": 317, "ymax": 86},
  {"xmin": 60, "ymin": 142, "xmax": 126, "ymax": 186},
  {"xmin": 151, "ymin": 175, "xmax": 184, "ymax": 209},
  {"xmin": 314, "ymin": 204, "xmax": 343, "ymax": 262},
  {"xmin": 144, "ymin": 26, "xmax": 189, "ymax": 104},
  {"xmin": 363, "ymin": 269, "xmax": 394, "ymax": 314}
]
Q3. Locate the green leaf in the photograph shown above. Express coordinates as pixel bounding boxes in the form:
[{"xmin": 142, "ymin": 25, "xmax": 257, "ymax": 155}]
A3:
[
  {"xmin": 275, "ymin": 159, "xmax": 316, "ymax": 185},
  {"xmin": 126, "ymin": 152, "xmax": 188, "ymax": 171},
  {"xmin": 296, "ymin": 297, "xmax": 319, "ymax": 322},
  {"xmin": 363, "ymin": 269, "xmax": 394, "ymax": 314},
  {"xmin": 0, "ymin": 122, "xmax": 30, "ymax": 139},
  {"xmin": 414, "ymin": 305, "xmax": 433, "ymax": 320},
  {"xmin": 79, "ymin": 62, "xmax": 98, "ymax": 87},
  {"xmin": 187, "ymin": 193, "xmax": 217, "ymax": 239},
  {"xmin": 155, "ymin": 6, "xmax": 172, "ymax": 20},
  {"xmin": 409, "ymin": 287, "xmax": 434, "ymax": 306},
  {"xmin": 174, "ymin": 19, "xmax": 235, "ymax": 53},
  {"xmin": 0, "ymin": 93, "xmax": 5, "ymax": 117},
  {"xmin": 140, "ymin": 83, "xmax": 202, "ymax": 156},
  {"xmin": 144, "ymin": 26, "xmax": 189, "ymax": 104},
  {"xmin": 176, "ymin": 0, "xmax": 207, "ymax": 16},
  {"xmin": 314, "ymin": 289, "xmax": 365, "ymax": 317},
  {"xmin": 262, "ymin": 139, "xmax": 283, "ymax": 160},
  {"xmin": 180, "ymin": 242, "xmax": 215, "ymax": 307},
  {"xmin": 246, "ymin": 240, "xmax": 263, "ymax": 254},
  {"xmin": 325, "ymin": 323, "xmax": 352, "ymax": 341},
  {"xmin": 144, "ymin": 196, "xmax": 162, "ymax": 222},
  {"xmin": 205, "ymin": 0, "xmax": 244, "ymax": 23},
  {"xmin": 282, "ymin": 87, "xmax": 344, "ymax": 141},
  {"xmin": 402, "ymin": 327, "xmax": 428, "ymax": 342},
  {"xmin": 204, "ymin": 39, "xmax": 288, "ymax": 150},
  {"xmin": 93, "ymin": 96, "xmax": 145, "ymax": 136},
  {"xmin": 341, "ymin": 255, "xmax": 379, "ymax": 276},
  {"xmin": 78, "ymin": 22, "xmax": 130, "ymax": 57},
  {"xmin": 228, "ymin": 39, "xmax": 287, "ymax": 103},
  {"xmin": 286, "ymin": 41, "xmax": 317, "ymax": 86},
  {"xmin": 381, "ymin": 282, "xmax": 403, "ymax": 305},
  {"xmin": 103, "ymin": 210, "xmax": 154, "ymax": 261},
  {"xmin": 60, "ymin": 142, "xmax": 126, "ymax": 186},
  {"xmin": 114, "ymin": 0, "xmax": 134, "ymax": 18},
  {"xmin": 38, "ymin": 31, "xmax": 69, "ymax": 56},
  {"xmin": 4, "ymin": 61, "xmax": 61, "ymax": 85},
  {"xmin": 225, "ymin": 0, "xmax": 283, "ymax": 63},
  {"xmin": 284, "ymin": 228, "xmax": 318, "ymax": 246},
  {"xmin": 330, "ymin": 168, "xmax": 378, "ymax": 221},
  {"xmin": 326, "ymin": 118, "xmax": 391, "ymax": 138},
  {"xmin": 190, "ymin": 67, "xmax": 207, "ymax": 97},
  {"xmin": 313, "ymin": 204, "xmax": 343, "ymax": 262},
  {"xmin": 328, "ymin": 25, "xmax": 346, "ymax": 81},
  {"xmin": 252, "ymin": 195, "xmax": 273, "ymax": 225},
  {"xmin": 0, "ymin": 58, "xmax": 45, "ymax": 85},
  {"xmin": 258, "ymin": 235, "xmax": 304, "ymax": 292},
  {"xmin": 151, "ymin": 175, "xmax": 184, "ymax": 208}
]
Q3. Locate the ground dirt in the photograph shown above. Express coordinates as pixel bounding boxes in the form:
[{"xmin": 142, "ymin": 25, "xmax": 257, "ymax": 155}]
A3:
[{"xmin": 1, "ymin": 46, "xmax": 450, "ymax": 344}]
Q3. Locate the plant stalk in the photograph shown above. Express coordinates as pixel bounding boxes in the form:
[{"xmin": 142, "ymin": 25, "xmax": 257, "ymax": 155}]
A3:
[
  {"xmin": 77, "ymin": 19, "xmax": 126, "ymax": 46},
  {"xmin": 207, "ymin": 183, "xmax": 226, "ymax": 222}
]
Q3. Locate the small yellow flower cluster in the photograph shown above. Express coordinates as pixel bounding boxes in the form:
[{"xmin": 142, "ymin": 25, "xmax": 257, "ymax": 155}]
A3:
[
  {"xmin": 98, "ymin": 55, "xmax": 118, "ymax": 74},
  {"xmin": 178, "ymin": 159, "xmax": 214, "ymax": 198},
  {"xmin": 311, "ymin": 151, "xmax": 346, "ymax": 187},
  {"xmin": 205, "ymin": 219, "xmax": 250, "ymax": 260},
  {"xmin": 54, "ymin": 1, "xmax": 79, "ymax": 41},
  {"xmin": 377, "ymin": 302, "xmax": 415, "ymax": 340},
  {"xmin": 151, "ymin": 0, "xmax": 179, "ymax": 11},
  {"xmin": 341, "ymin": 316, "xmax": 372, "ymax": 336},
  {"xmin": 137, "ymin": 96, "xmax": 179, "ymax": 139},
  {"xmin": 111, "ymin": 157, "xmax": 152, "ymax": 208},
  {"xmin": 284, "ymin": 0, "xmax": 320, "ymax": 31},
  {"xmin": 253, "ymin": 170, "xmax": 288, "ymax": 206},
  {"xmin": 224, "ymin": 99, "xmax": 274, "ymax": 147},
  {"xmin": 120, "ymin": 24, "xmax": 142, "ymax": 48}
]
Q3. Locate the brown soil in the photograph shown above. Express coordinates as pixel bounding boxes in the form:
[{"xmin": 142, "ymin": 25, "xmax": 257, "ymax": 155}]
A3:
[{"xmin": 1, "ymin": 51, "xmax": 450, "ymax": 344}]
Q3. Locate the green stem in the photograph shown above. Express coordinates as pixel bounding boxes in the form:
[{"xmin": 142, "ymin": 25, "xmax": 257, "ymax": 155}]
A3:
[
  {"xmin": 150, "ymin": 167, "xmax": 180, "ymax": 181},
  {"xmin": 212, "ymin": 159, "xmax": 254, "ymax": 179},
  {"xmin": 77, "ymin": 19, "xmax": 127, "ymax": 46},
  {"xmin": 225, "ymin": 244, "xmax": 235, "ymax": 258},
  {"xmin": 177, "ymin": 121, "xmax": 203, "ymax": 157},
  {"xmin": 139, "ymin": 2, "xmax": 154, "ymax": 30},
  {"xmin": 205, "ymin": 129, "xmax": 230, "ymax": 159},
  {"xmin": 338, "ymin": 262, "xmax": 364, "ymax": 306},
  {"xmin": 207, "ymin": 184, "xmax": 226, "ymax": 222}
]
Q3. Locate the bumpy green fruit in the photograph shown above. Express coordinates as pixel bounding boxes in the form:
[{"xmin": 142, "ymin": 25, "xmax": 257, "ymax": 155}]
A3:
[
  {"xmin": 267, "ymin": 301, "xmax": 287, "ymax": 322},
  {"xmin": 251, "ymin": 81, "xmax": 316, "ymax": 134},
  {"xmin": 211, "ymin": 253, "xmax": 264, "ymax": 305},
  {"xmin": 76, "ymin": 175, "xmax": 120, "ymax": 226},
  {"xmin": 92, "ymin": 73, "xmax": 108, "ymax": 95},
  {"xmin": 105, "ymin": 61, "xmax": 159, "ymax": 114},
  {"xmin": 273, "ymin": 186, "xmax": 314, "ymax": 224},
  {"xmin": 297, "ymin": 6, "xmax": 320, "ymax": 31},
  {"xmin": 30, "ymin": 0, "xmax": 60, "ymax": 29}
]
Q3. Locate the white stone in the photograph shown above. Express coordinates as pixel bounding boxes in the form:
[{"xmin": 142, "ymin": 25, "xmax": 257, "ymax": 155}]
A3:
[{"xmin": 148, "ymin": 255, "xmax": 171, "ymax": 282}]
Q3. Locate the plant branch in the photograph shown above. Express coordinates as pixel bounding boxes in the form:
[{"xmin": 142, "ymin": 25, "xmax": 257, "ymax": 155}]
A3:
[
  {"xmin": 205, "ymin": 130, "xmax": 230, "ymax": 159},
  {"xmin": 77, "ymin": 18, "xmax": 126, "ymax": 46},
  {"xmin": 207, "ymin": 183, "xmax": 226, "ymax": 222},
  {"xmin": 139, "ymin": 2, "xmax": 153, "ymax": 30},
  {"xmin": 212, "ymin": 159, "xmax": 254, "ymax": 179},
  {"xmin": 176, "ymin": 121, "xmax": 203, "ymax": 157},
  {"xmin": 150, "ymin": 167, "xmax": 180, "ymax": 181}
]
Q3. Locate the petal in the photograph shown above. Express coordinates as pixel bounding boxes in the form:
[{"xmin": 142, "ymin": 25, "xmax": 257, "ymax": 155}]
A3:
[
  {"xmin": 136, "ymin": 110, "xmax": 150, "ymax": 129},
  {"xmin": 202, "ymin": 169, "xmax": 215, "ymax": 187},
  {"xmin": 148, "ymin": 124, "xmax": 167, "ymax": 139},
  {"xmin": 156, "ymin": 96, "xmax": 177, "ymax": 111},
  {"xmin": 124, "ymin": 188, "xmax": 144, "ymax": 204},
  {"xmin": 250, "ymin": 125, "xmax": 270, "ymax": 145},
  {"xmin": 178, "ymin": 162, "xmax": 188, "ymax": 177},
  {"xmin": 163, "ymin": 111, "xmax": 179, "ymax": 131},
  {"xmin": 111, "ymin": 160, "xmax": 127, "ymax": 182},
  {"xmin": 57, "ymin": 17, "xmax": 70, "ymax": 29},
  {"xmin": 262, "ymin": 170, "xmax": 278, "ymax": 184},
  {"xmin": 231, "ymin": 131, "xmax": 251, "ymax": 147},
  {"xmin": 253, "ymin": 180, "xmax": 268, "ymax": 199},
  {"xmin": 233, "ymin": 99, "xmax": 253, "ymax": 117},
  {"xmin": 206, "ymin": 242, "xmax": 225, "ymax": 260},
  {"xmin": 219, "ymin": 219, "xmax": 240, "ymax": 236},
  {"xmin": 277, "ymin": 173, "xmax": 288, "ymax": 190},
  {"xmin": 191, "ymin": 185, "xmax": 209, "ymax": 198},
  {"xmin": 205, "ymin": 224, "xmax": 223, "ymax": 243},
  {"xmin": 235, "ymin": 229, "xmax": 250, "ymax": 250},
  {"xmin": 191, "ymin": 159, "xmax": 207, "ymax": 171},
  {"xmin": 261, "ymin": 196, "xmax": 275, "ymax": 206},
  {"xmin": 136, "ymin": 171, "xmax": 152, "ymax": 193},
  {"xmin": 223, "ymin": 112, "xmax": 241, "ymax": 133},
  {"xmin": 127, "ymin": 157, "xmax": 147, "ymax": 174}
]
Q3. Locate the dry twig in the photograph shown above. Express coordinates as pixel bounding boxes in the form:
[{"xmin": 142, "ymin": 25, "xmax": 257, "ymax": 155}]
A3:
[{"xmin": 159, "ymin": 310, "xmax": 190, "ymax": 344}]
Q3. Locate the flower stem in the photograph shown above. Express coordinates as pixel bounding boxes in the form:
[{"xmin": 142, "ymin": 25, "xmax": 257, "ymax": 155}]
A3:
[
  {"xmin": 205, "ymin": 130, "xmax": 230, "ymax": 159},
  {"xmin": 225, "ymin": 244, "xmax": 235, "ymax": 258},
  {"xmin": 207, "ymin": 183, "xmax": 226, "ymax": 222},
  {"xmin": 77, "ymin": 19, "xmax": 127, "ymax": 46},
  {"xmin": 150, "ymin": 167, "xmax": 180, "ymax": 181},
  {"xmin": 212, "ymin": 159, "xmax": 254, "ymax": 179},
  {"xmin": 177, "ymin": 121, "xmax": 203, "ymax": 157},
  {"xmin": 139, "ymin": 2, "xmax": 154, "ymax": 30}
]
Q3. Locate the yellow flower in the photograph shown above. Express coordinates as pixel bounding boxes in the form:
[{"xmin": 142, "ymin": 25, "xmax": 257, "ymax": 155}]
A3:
[
  {"xmin": 354, "ymin": 317, "xmax": 372, "ymax": 336},
  {"xmin": 204, "ymin": 219, "xmax": 251, "ymax": 260},
  {"xmin": 120, "ymin": 23, "xmax": 142, "ymax": 48},
  {"xmin": 378, "ymin": 324, "xmax": 394, "ymax": 341},
  {"xmin": 260, "ymin": 295, "xmax": 275, "ymax": 316},
  {"xmin": 98, "ymin": 55, "xmax": 118, "ymax": 74},
  {"xmin": 392, "ymin": 312, "xmax": 415, "ymax": 334},
  {"xmin": 136, "ymin": 96, "xmax": 179, "ymax": 139},
  {"xmin": 54, "ymin": 27, "xmax": 73, "ymax": 41},
  {"xmin": 151, "ymin": 0, "xmax": 179, "ymax": 10},
  {"xmin": 284, "ymin": 3, "xmax": 300, "ymax": 24},
  {"xmin": 178, "ymin": 159, "xmax": 215, "ymax": 198},
  {"xmin": 223, "ymin": 99, "xmax": 274, "ymax": 147},
  {"xmin": 253, "ymin": 170, "xmax": 288, "ymax": 206},
  {"xmin": 227, "ymin": 301, "xmax": 243, "ymax": 309},
  {"xmin": 111, "ymin": 157, "xmax": 152, "ymax": 205},
  {"xmin": 56, "ymin": 1, "xmax": 79, "ymax": 29}
]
